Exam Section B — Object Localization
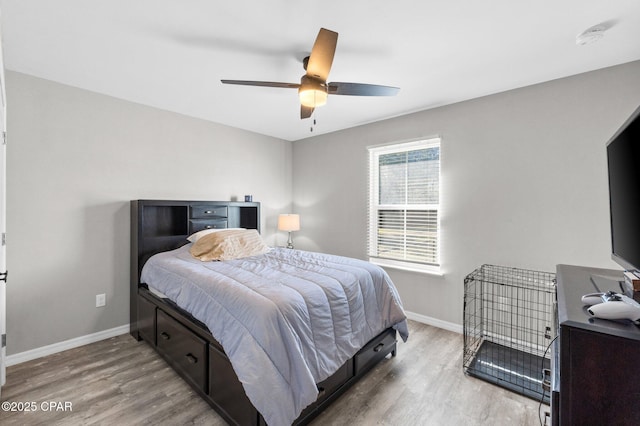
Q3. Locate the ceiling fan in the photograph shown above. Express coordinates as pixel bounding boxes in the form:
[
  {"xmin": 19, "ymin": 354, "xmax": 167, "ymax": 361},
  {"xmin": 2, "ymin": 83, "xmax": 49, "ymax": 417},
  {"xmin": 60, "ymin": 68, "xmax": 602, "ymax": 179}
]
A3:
[{"xmin": 221, "ymin": 28, "xmax": 400, "ymax": 119}]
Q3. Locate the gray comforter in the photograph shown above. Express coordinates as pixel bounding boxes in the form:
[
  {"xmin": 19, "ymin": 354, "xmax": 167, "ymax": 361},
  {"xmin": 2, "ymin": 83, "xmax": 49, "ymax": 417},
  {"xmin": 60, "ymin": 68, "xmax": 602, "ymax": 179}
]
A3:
[{"xmin": 141, "ymin": 245, "xmax": 409, "ymax": 426}]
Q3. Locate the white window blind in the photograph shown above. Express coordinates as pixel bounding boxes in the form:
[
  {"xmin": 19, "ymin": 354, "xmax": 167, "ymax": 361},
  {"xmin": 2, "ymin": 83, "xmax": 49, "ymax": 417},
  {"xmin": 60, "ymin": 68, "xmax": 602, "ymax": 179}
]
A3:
[{"xmin": 368, "ymin": 138, "xmax": 441, "ymax": 273}]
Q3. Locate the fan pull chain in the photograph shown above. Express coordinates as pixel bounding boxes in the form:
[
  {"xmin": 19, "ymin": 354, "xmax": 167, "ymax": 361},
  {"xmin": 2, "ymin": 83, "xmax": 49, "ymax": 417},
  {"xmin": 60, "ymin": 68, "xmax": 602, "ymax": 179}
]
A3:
[
  {"xmin": 310, "ymin": 89, "xmax": 319, "ymax": 132},
  {"xmin": 310, "ymin": 114, "xmax": 317, "ymax": 133}
]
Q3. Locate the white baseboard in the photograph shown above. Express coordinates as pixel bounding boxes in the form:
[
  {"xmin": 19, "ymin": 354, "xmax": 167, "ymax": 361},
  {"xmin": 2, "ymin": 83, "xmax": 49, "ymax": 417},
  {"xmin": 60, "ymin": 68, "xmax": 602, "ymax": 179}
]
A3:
[
  {"xmin": 6, "ymin": 324, "xmax": 130, "ymax": 367},
  {"xmin": 405, "ymin": 310, "xmax": 463, "ymax": 334}
]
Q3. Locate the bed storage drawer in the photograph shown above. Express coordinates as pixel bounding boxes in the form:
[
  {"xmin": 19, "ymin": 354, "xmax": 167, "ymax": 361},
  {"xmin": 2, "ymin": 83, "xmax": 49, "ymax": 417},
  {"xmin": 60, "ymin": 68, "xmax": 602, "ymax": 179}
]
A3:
[
  {"xmin": 354, "ymin": 328, "xmax": 396, "ymax": 375},
  {"xmin": 191, "ymin": 205, "xmax": 228, "ymax": 219},
  {"xmin": 316, "ymin": 361, "xmax": 351, "ymax": 403},
  {"xmin": 296, "ymin": 360, "xmax": 352, "ymax": 423},
  {"xmin": 157, "ymin": 309, "xmax": 207, "ymax": 393},
  {"xmin": 190, "ymin": 219, "xmax": 228, "ymax": 233}
]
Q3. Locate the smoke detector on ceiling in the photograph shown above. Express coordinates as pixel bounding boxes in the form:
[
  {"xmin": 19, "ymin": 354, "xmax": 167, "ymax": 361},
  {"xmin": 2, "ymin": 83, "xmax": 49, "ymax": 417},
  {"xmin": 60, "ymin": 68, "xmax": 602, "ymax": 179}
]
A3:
[{"xmin": 576, "ymin": 25, "xmax": 606, "ymax": 45}]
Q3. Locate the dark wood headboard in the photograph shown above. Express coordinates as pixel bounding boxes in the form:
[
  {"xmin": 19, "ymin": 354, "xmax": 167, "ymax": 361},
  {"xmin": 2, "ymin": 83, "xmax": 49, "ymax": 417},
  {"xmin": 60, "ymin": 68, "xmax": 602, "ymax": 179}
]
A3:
[{"xmin": 129, "ymin": 199, "xmax": 260, "ymax": 339}]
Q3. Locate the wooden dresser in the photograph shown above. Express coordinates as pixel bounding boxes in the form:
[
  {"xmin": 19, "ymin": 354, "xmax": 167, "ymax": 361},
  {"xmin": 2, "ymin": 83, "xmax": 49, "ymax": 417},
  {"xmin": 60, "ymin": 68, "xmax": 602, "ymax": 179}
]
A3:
[{"xmin": 553, "ymin": 264, "xmax": 640, "ymax": 425}]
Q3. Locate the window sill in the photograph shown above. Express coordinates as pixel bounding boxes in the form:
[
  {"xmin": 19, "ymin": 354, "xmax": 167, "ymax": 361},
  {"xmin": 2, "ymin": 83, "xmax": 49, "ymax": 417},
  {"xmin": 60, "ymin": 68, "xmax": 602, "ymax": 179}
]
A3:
[{"xmin": 369, "ymin": 257, "xmax": 444, "ymax": 276}]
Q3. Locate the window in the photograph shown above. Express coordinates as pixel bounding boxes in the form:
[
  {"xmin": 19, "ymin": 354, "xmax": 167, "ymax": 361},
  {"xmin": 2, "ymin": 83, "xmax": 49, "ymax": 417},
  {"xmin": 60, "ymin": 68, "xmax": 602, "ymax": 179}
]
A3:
[{"xmin": 368, "ymin": 138, "xmax": 441, "ymax": 274}]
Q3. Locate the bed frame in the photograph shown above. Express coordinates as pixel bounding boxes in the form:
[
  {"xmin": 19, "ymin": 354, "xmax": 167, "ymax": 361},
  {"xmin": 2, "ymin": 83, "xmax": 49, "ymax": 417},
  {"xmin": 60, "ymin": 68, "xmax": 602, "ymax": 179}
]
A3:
[{"xmin": 130, "ymin": 199, "xmax": 398, "ymax": 426}]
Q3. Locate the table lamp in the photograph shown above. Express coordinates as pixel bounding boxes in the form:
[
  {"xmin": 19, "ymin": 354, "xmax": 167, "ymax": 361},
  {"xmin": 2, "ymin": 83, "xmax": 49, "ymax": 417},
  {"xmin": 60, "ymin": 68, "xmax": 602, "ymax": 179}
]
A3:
[{"xmin": 278, "ymin": 214, "xmax": 300, "ymax": 249}]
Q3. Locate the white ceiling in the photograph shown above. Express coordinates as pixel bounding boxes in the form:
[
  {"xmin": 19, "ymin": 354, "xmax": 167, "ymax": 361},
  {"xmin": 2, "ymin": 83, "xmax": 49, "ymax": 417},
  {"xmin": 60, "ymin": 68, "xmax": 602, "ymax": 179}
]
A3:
[{"xmin": 1, "ymin": 0, "xmax": 639, "ymax": 141}]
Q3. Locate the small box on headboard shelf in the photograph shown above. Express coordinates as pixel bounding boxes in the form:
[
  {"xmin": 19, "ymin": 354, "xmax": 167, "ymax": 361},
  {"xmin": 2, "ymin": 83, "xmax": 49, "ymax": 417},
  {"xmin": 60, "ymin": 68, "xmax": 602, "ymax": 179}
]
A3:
[{"xmin": 625, "ymin": 271, "xmax": 640, "ymax": 292}]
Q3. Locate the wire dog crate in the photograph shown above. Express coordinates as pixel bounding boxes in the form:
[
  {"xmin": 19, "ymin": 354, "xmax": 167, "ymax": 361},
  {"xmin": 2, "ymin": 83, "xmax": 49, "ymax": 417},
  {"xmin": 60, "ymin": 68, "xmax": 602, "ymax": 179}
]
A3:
[{"xmin": 463, "ymin": 264, "xmax": 556, "ymax": 403}]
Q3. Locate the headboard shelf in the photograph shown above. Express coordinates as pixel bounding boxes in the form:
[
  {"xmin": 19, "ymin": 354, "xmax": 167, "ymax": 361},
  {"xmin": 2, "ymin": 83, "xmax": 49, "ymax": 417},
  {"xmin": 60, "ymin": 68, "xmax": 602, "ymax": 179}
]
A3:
[{"xmin": 142, "ymin": 204, "xmax": 189, "ymax": 237}]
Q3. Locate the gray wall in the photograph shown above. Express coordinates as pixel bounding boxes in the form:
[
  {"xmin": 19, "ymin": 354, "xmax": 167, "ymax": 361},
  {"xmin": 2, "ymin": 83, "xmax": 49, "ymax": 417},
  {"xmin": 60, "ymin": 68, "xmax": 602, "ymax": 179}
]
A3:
[
  {"xmin": 6, "ymin": 60, "xmax": 640, "ymax": 355},
  {"xmin": 292, "ymin": 60, "xmax": 640, "ymax": 328},
  {"xmin": 6, "ymin": 71, "xmax": 292, "ymax": 355}
]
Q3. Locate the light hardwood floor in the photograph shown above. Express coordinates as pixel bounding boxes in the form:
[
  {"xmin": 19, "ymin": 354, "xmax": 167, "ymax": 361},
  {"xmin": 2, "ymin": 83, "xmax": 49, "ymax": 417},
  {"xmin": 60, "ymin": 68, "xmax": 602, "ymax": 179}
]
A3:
[{"xmin": 0, "ymin": 321, "xmax": 547, "ymax": 425}]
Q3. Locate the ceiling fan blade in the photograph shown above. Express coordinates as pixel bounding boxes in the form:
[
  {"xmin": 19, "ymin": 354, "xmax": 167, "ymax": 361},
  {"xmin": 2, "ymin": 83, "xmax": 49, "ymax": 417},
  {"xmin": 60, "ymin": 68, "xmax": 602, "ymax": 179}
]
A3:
[
  {"xmin": 328, "ymin": 82, "xmax": 400, "ymax": 96},
  {"xmin": 305, "ymin": 28, "xmax": 338, "ymax": 81},
  {"xmin": 300, "ymin": 105, "xmax": 314, "ymax": 119},
  {"xmin": 221, "ymin": 80, "xmax": 300, "ymax": 89}
]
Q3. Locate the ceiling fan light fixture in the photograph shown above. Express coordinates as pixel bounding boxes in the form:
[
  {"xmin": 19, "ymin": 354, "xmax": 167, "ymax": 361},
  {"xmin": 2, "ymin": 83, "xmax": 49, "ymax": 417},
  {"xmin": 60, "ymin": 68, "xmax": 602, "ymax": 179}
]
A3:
[
  {"xmin": 298, "ymin": 76, "xmax": 328, "ymax": 108},
  {"xmin": 299, "ymin": 88, "xmax": 328, "ymax": 108}
]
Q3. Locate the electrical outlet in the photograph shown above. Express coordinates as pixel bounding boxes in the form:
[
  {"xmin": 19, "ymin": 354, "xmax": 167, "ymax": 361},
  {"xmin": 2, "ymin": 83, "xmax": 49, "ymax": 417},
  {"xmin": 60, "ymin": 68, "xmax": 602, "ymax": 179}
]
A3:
[{"xmin": 96, "ymin": 293, "xmax": 106, "ymax": 307}]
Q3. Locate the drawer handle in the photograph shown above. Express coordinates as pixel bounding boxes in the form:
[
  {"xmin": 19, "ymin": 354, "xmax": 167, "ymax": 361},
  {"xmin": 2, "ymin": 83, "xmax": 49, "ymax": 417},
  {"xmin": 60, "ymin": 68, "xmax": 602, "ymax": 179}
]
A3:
[
  {"xmin": 160, "ymin": 331, "xmax": 170, "ymax": 340},
  {"xmin": 205, "ymin": 225, "xmax": 213, "ymax": 229},
  {"xmin": 185, "ymin": 353, "xmax": 198, "ymax": 364},
  {"xmin": 204, "ymin": 210, "xmax": 213, "ymax": 214},
  {"xmin": 373, "ymin": 342, "xmax": 385, "ymax": 352}
]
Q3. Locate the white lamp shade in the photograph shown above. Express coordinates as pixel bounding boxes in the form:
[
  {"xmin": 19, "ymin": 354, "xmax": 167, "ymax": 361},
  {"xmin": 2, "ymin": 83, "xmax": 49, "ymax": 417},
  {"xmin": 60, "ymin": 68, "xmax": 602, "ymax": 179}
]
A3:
[
  {"xmin": 299, "ymin": 89, "xmax": 328, "ymax": 108},
  {"xmin": 278, "ymin": 214, "xmax": 300, "ymax": 232}
]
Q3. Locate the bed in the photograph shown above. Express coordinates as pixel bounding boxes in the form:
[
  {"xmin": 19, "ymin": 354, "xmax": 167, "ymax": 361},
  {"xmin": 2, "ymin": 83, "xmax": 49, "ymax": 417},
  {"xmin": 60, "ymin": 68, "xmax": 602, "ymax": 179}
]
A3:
[{"xmin": 130, "ymin": 199, "xmax": 409, "ymax": 426}]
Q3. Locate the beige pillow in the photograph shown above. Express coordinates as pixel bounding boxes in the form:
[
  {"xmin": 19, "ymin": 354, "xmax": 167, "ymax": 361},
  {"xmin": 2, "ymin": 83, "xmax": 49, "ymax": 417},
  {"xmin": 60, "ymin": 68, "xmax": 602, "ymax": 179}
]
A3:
[
  {"xmin": 187, "ymin": 227, "xmax": 245, "ymax": 243},
  {"xmin": 190, "ymin": 229, "xmax": 270, "ymax": 261}
]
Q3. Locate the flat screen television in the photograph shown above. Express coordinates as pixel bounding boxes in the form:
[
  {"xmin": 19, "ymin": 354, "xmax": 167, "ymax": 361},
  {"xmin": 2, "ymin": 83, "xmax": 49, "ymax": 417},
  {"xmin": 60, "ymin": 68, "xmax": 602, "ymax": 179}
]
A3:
[{"xmin": 607, "ymin": 104, "xmax": 640, "ymax": 276}]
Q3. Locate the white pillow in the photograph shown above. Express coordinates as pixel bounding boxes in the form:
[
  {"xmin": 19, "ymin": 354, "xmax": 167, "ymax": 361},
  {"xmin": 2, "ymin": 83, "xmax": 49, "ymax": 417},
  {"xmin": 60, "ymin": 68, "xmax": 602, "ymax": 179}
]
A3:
[{"xmin": 187, "ymin": 228, "xmax": 245, "ymax": 243}]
